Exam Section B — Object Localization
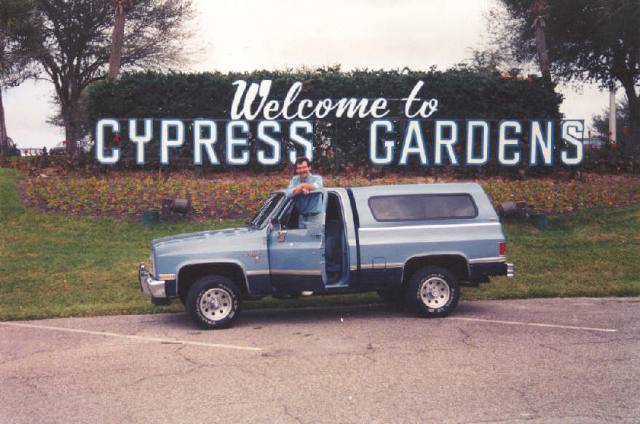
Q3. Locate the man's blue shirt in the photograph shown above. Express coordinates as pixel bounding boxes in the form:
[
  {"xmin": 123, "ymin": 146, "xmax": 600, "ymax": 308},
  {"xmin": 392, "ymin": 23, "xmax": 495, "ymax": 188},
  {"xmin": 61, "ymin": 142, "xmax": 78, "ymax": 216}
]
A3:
[{"xmin": 285, "ymin": 173, "xmax": 323, "ymax": 214}]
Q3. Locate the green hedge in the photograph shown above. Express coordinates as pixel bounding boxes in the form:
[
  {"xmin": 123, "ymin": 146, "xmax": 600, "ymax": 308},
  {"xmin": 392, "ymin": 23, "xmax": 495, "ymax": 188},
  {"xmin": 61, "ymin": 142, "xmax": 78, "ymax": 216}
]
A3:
[{"xmin": 85, "ymin": 68, "xmax": 563, "ymax": 172}]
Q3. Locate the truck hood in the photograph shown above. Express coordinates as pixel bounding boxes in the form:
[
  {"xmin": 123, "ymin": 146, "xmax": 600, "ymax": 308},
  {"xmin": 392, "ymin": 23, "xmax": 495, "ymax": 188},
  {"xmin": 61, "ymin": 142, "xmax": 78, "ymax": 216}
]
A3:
[
  {"xmin": 148, "ymin": 225, "xmax": 269, "ymax": 276},
  {"xmin": 151, "ymin": 227, "xmax": 256, "ymax": 250}
]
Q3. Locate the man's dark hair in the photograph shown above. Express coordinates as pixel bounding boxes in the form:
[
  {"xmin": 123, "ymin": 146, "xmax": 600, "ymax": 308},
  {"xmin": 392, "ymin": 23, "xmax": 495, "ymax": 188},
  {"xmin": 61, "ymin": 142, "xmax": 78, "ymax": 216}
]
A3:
[{"xmin": 294, "ymin": 157, "xmax": 311, "ymax": 167}]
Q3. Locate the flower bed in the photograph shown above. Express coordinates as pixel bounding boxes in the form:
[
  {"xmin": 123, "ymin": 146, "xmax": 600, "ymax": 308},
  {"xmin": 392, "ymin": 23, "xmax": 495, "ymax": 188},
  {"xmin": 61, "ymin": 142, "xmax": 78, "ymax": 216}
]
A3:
[{"xmin": 21, "ymin": 173, "xmax": 640, "ymax": 219}]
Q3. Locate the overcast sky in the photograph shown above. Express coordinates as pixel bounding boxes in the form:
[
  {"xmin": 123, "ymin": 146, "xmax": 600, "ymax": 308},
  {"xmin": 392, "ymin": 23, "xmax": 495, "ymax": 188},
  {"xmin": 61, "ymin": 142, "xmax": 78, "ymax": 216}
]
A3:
[{"xmin": 4, "ymin": 0, "xmax": 611, "ymax": 149}]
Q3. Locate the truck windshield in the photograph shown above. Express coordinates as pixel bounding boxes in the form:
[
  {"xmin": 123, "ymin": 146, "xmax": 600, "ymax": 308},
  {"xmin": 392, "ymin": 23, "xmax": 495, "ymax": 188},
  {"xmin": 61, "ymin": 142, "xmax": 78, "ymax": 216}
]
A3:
[{"xmin": 247, "ymin": 193, "xmax": 284, "ymax": 228}]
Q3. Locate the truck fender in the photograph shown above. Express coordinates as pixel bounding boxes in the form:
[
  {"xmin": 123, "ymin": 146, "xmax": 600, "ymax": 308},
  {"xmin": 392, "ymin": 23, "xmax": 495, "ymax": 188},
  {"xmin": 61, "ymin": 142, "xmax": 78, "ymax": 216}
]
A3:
[
  {"xmin": 176, "ymin": 260, "xmax": 251, "ymax": 297},
  {"xmin": 401, "ymin": 252, "xmax": 471, "ymax": 283}
]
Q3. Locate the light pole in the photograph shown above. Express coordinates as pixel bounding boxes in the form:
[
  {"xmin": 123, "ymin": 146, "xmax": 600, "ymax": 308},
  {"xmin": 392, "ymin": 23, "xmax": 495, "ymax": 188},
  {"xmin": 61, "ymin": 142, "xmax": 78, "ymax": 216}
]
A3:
[{"xmin": 609, "ymin": 84, "xmax": 617, "ymax": 147}]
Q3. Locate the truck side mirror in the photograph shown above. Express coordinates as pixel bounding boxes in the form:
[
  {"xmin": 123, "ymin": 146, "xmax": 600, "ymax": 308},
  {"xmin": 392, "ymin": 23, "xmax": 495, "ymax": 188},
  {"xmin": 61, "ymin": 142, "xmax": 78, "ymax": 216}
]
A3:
[{"xmin": 270, "ymin": 217, "xmax": 288, "ymax": 242}]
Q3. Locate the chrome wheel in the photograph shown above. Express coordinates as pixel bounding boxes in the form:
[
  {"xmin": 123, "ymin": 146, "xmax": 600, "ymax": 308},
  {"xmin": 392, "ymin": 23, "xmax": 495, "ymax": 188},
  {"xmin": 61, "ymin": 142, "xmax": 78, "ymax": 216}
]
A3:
[
  {"xmin": 199, "ymin": 287, "xmax": 233, "ymax": 321},
  {"xmin": 188, "ymin": 276, "xmax": 241, "ymax": 329},
  {"xmin": 419, "ymin": 276, "xmax": 451, "ymax": 308}
]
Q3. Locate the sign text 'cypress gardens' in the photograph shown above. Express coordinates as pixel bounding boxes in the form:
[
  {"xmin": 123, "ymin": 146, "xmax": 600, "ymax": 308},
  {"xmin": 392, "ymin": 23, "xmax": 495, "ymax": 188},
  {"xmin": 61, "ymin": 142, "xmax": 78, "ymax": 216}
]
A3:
[{"xmin": 95, "ymin": 80, "xmax": 585, "ymax": 166}]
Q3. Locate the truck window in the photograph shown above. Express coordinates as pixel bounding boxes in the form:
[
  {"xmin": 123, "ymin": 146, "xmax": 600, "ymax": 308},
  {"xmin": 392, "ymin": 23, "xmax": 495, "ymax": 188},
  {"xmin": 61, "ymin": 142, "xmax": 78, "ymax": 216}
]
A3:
[
  {"xmin": 368, "ymin": 194, "xmax": 477, "ymax": 221},
  {"xmin": 247, "ymin": 193, "xmax": 284, "ymax": 228}
]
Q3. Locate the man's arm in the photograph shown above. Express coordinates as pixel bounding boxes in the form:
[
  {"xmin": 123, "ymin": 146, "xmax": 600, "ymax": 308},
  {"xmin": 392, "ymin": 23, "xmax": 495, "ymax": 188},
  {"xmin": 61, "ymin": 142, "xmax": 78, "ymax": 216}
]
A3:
[
  {"xmin": 285, "ymin": 176, "xmax": 300, "ymax": 197},
  {"xmin": 300, "ymin": 175, "xmax": 323, "ymax": 193},
  {"xmin": 287, "ymin": 175, "xmax": 322, "ymax": 196}
]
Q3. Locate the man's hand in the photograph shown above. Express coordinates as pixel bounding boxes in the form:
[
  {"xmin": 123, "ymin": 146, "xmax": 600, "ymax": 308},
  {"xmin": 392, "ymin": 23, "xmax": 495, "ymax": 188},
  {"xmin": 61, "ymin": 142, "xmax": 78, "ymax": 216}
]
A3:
[{"xmin": 292, "ymin": 183, "xmax": 316, "ymax": 196}]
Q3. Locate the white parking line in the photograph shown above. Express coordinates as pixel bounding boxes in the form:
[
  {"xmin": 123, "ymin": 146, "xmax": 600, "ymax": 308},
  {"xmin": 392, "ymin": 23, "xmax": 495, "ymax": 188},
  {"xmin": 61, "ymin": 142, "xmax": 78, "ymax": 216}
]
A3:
[
  {"xmin": 0, "ymin": 322, "xmax": 263, "ymax": 351},
  {"xmin": 450, "ymin": 317, "xmax": 617, "ymax": 333}
]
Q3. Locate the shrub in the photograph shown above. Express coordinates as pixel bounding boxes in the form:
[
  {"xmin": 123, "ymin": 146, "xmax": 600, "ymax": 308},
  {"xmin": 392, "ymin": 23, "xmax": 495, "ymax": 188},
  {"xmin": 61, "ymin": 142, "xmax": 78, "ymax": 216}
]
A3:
[{"xmin": 22, "ymin": 173, "xmax": 640, "ymax": 220}]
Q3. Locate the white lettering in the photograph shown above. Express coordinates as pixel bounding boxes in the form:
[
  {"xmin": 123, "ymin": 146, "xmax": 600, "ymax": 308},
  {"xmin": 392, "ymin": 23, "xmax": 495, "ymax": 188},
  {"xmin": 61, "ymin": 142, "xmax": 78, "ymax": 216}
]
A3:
[
  {"xmin": 95, "ymin": 119, "xmax": 120, "ymax": 165},
  {"xmin": 561, "ymin": 121, "xmax": 584, "ymax": 165}
]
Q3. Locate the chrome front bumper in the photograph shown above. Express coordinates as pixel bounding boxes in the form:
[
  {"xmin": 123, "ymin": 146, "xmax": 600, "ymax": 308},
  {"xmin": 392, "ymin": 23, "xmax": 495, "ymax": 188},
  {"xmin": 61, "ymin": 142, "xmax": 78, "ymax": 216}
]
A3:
[{"xmin": 138, "ymin": 263, "xmax": 167, "ymax": 298}]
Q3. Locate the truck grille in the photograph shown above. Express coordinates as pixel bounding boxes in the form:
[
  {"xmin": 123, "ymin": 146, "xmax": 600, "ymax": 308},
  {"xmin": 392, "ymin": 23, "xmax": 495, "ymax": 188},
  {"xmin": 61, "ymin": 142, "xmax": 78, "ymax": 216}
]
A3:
[{"xmin": 149, "ymin": 254, "xmax": 155, "ymax": 276}]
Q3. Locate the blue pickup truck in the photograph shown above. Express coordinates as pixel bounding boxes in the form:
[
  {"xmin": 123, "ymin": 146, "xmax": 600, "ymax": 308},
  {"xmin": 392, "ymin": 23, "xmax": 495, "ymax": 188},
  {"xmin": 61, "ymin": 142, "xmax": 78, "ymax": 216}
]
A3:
[{"xmin": 139, "ymin": 183, "xmax": 514, "ymax": 328}]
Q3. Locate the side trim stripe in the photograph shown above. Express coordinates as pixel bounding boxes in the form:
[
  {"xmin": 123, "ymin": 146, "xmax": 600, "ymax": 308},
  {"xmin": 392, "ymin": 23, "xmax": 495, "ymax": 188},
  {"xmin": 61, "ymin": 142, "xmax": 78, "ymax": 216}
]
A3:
[
  {"xmin": 270, "ymin": 270, "xmax": 322, "ymax": 276},
  {"xmin": 358, "ymin": 263, "xmax": 404, "ymax": 270},
  {"xmin": 468, "ymin": 257, "xmax": 506, "ymax": 264},
  {"xmin": 249, "ymin": 269, "xmax": 343, "ymax": 276}
]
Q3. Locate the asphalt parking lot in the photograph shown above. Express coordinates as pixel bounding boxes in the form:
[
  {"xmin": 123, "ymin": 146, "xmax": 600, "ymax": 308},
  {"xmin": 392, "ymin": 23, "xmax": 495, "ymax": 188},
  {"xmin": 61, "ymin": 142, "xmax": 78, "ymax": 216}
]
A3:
[{"xmin": 1, "ymin": 297, "xmax": 639, "ymax": 423}]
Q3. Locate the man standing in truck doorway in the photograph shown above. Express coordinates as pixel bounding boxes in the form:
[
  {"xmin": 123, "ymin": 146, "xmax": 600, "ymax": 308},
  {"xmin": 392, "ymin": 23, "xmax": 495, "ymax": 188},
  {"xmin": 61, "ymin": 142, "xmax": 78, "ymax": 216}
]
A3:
[{"xmin": 285, "ymin": 157, "xmax": 323, "ymax": 229}]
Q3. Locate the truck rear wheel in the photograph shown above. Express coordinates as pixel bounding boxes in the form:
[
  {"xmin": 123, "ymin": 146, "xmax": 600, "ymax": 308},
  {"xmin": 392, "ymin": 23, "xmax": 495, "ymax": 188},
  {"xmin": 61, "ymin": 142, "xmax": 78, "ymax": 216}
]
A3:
[
  {"xmin": 404, "ymin": 266, "xmax": 460, "ymax": 317},
  {"xmin": 186, "ymin": 275, "xmax": 241, "ymax": 329}
]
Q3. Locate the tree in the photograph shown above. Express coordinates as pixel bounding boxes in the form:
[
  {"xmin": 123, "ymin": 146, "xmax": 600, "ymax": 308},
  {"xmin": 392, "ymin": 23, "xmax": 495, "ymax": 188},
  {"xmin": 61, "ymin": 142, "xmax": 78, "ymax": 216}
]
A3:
[
  {"xmin": 18, "ymin": 0, "xmax": 193, "ymax": 153},
  {"xmin": 107, "ymin": 0, "xmax": 133, "ymax": 80},
  {"xmin": 0, "ymin": 0, "xmax": 38, "ymax": 155},
  {"xmin": 530, "ymin": 0, "xmax": 550, "ymax": 80},
  {"xmin": 494, "ymin": 0, "xmax": 640, "ymax": 154}
]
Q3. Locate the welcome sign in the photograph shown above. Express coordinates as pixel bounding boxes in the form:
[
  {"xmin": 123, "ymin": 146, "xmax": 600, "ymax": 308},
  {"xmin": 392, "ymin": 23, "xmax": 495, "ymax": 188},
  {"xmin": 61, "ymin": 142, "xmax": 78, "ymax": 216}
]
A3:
[{"xmin": 95, "ymin": 80, "xmax": 585, "ymax": 167}]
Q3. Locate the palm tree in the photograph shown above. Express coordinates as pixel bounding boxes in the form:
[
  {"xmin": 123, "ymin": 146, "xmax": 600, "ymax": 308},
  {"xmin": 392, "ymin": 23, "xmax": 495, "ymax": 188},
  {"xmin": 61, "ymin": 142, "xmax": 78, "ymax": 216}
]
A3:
[
  {"xmin": 0, "ymin": 0, "xmax": 38, "ymax": 155},
  {"xmin": 107, "ymin": 0, "xmax": 133, "ymax": 80},
  {"xmin": 530, "ymin": 0, "xmax": 551, "ymax": 80}
]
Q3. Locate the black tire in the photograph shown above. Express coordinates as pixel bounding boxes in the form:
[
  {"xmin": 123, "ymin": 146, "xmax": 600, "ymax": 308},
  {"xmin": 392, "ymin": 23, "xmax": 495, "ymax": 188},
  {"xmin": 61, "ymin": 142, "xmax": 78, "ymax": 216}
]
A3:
[
  {"xmin": 376, "ymin": 287, "xmax": 404, "ymax": 304},
  {"xmin": 404, "ymin": 266, "xmax": 460, "ymax": 317},
  {"xmin": 186, "ymin": 275, "xmax": 241, "ymax": 329}
]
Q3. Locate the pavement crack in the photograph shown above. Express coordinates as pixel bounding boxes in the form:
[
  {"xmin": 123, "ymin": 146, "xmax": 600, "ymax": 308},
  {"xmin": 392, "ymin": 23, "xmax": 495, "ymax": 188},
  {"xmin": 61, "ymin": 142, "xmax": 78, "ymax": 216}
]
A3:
[
  {"xmin": 220, "ymin": 362, "xmax": 271, "ymax": 380},
  {"xmin": 538, "ymin": 342, "xmax": 564, "ymax": 354},
  {"xmin": 564, "ymin": 336, "xmax": 638, "ymax": 347},
  {"xmin": 129, "ymin": 364, "xmax": 206, "ymax": 387},
  {"xmin": 326, "ymin": 348, "xmax": 378, "ymax": 363},
  {"xmin": 0, "ymin": 346, "xmax": 78, "ymax": 367},
  {"xmin": 362, "ymin": 340, "xmax": 377, "ymax": 363},
  {"xmin": 508, "ymin": 386, "xmax": 539, "ymax": 415},
  {"xmin": 173, "ymin": 344, "xmax": 204, "ymax": 367},
  {"xmin": 281, "ymin": 403, "xmax": 304, "ymax": 423},
  {"xmin": 457, "ymin": 327, "xmax": 478, "ymax": 348}
]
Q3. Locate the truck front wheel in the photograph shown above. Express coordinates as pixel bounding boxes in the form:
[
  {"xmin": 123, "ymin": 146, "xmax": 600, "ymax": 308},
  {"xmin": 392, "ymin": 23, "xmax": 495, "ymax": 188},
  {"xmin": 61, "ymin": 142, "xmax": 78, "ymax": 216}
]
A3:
[
  {"xmin": 404, "ymin": 266, "xmax": 460, "ymax": 317},
  {"xmin": 186, "ymin": 275, "xmax": 241, "ymax": 329}
]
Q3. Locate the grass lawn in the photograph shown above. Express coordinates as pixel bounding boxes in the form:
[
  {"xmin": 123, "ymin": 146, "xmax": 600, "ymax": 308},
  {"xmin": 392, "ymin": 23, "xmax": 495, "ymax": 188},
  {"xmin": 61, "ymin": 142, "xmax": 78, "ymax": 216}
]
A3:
[{"xmin": 1, "ymin": 167, "xmax": 639, "ymax": 321}]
